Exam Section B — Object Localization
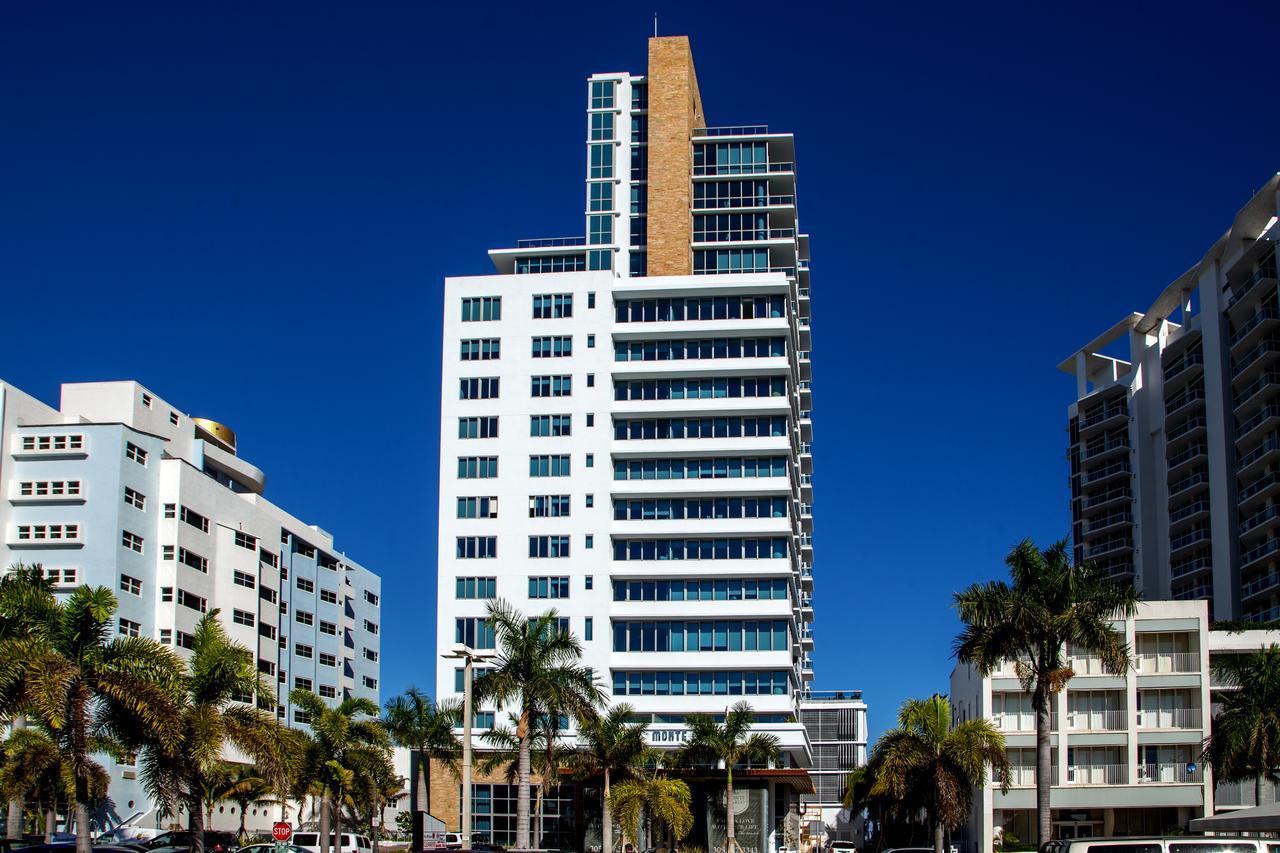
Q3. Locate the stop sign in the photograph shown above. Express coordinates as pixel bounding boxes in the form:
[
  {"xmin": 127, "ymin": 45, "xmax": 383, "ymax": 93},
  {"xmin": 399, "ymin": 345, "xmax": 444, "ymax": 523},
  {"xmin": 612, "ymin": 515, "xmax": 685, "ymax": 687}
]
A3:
[{"xmin": 272, "ymin": 823, "xmax": 292, "ymax": 842}]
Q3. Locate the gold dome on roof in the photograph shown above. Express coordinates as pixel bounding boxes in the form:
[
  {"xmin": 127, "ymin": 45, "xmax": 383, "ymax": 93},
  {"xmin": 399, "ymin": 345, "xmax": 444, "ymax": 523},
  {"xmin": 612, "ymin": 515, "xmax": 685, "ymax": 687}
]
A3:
[{"xmin": 192, "ymin": 418, "xmax": 236, "ymax": 452}]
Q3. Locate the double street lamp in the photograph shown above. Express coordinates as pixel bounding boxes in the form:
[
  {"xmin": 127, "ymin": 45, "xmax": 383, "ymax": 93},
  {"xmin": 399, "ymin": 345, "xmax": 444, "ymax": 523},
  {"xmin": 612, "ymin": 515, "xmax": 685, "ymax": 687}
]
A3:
[{"xmin": 442, "ymin": 644, "xmax": 494, "ymax": 846}]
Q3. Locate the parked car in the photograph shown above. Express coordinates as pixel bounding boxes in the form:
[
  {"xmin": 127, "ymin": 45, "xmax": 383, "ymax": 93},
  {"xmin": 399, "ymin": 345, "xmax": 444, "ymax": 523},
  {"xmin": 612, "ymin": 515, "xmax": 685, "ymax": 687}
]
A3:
[
  {"xmin": 1041, "ymin": 839, "xmax": 1280, "ymax": 853},
  {"xmin": 289, "ymin": 834, "xmax": 373, "ymax": 853},
  {"xmin": 142, "ymin": 832, "xmax": 237, "ymax": 853},
  {"xmin": 234, "ymin": 844, "xmax": 311, "ymax": 853}
]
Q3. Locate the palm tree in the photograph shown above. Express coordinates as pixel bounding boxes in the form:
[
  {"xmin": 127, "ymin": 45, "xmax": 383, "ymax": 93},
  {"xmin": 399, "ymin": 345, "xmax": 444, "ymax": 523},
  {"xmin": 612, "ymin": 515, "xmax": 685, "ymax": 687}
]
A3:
[
  {"xmin": 292, "ymin": 690, "xmax": 389, "ymax": 853},
  {"xmin": 0, "ymin": 725, "xmax": 108, "ymax": 841},
  {"xmin": 676, "ymin": 701, "xmax": 780, "ymax": 853},
  {"xmin": 0, "ymin": 563, "xmax": 58, "ymax": 839},
  {"xmin": 137, "ymin": 611, "xmax": 295, "ymax": 853},
  {"xmin": 608, "ymin": 770, "xmax": 693, "ymax": 851},
  {"xmin": 572, "ymin": 703, "xmax": 649, "ymax": 853},
  {"xmin": 3, "ymin": 585, "xmax": 182, "ymax": 853},
  {"xmin": 216, "ymin": 764, "xmax": 277, "ymax": 841},
  {"xmin": 953, "ymin": 538, "xmax": 1138, "ymax": 848},
  {"xmin": 473, "ymin": 599, "xmax": 604, "ymax": 850},
  {"xmin": 1201, "ymin": 643, "xmax": 1280, "ymax": 806},
  {"xmin": 382, "ymin": 687, "xmax": 460, "ymax": 850},
  {"xmin": 478, "ymin": 712, "xmax": 573, "ymax": 847},
  {"xmin": 871, "ymin": 696, "xmax": 1009, "ymax": 853}
]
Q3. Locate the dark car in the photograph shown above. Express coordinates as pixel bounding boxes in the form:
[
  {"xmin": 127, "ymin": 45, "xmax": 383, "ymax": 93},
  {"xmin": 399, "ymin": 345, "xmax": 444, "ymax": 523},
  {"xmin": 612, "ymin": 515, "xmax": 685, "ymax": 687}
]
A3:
[
  {"xmin": 143, "ymin": 833, "xmax": 237, "ymax": 853},
  {"xmin": 18, "ymin": 846, "xmax": 147, "ymax": 853}
]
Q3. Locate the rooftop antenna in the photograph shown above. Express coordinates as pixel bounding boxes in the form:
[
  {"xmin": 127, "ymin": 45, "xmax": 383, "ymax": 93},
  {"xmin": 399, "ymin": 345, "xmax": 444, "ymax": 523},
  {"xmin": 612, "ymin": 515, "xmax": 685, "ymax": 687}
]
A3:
[{"xmin": 654, "ymin": 13, "xmax": 658, "ymax": 37}]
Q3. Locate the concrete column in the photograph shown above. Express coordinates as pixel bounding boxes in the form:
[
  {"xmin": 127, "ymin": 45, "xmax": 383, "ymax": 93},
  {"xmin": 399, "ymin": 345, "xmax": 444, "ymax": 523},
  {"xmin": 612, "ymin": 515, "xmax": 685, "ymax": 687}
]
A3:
[{"xmin": 1102, "ymin": 808, "xmax": 1114, "ymax": 838}]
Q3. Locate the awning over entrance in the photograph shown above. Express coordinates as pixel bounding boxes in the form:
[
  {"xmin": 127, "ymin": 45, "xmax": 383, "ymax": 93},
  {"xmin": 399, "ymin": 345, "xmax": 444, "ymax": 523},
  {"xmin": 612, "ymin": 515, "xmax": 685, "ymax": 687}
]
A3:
[
  {"xmin": 1189, "ymin": 802, "xmax": 1280, "ymax": 833},
  {"xmin": 670, "ymin": 767, "xmax": 815, "ymax": 794}
]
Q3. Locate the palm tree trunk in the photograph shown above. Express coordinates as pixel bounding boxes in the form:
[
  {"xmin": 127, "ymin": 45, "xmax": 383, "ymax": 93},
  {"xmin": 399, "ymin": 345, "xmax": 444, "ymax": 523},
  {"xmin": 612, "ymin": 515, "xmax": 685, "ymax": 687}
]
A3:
[
  {"xmin": 44, "ymin": 804, "xmax": 56, "ymax": 843},
  {"xmin": 72, "ymin": 688, "xmax": 93, "ymax": 853},
  {"xmin": 932, "ymin": 820, "xmax": 944, "ymax": 853},
  {"xmin": 725, "ymin": 767, "xmax": 735, "ymax": 853},
  {"xmin": 238, "ymin": 804, "xmax": 247, "ymax": 840},
  {"xmin": 333, "ymin": 791, "xmax": 343, "ymax": 853},
  {"xmin": 1034, "ymin": 686, "xmax": 1052, "ymax": 849},
  {"xmin": 1257, "ymin": 775, "xmax": 1265, "ymax": 808},
  {"xmin": 7, "ymin": 714, "xmax": 27, "ymax": 841},
  {"xmin": 319, "ymin": 794, "xmax": 332, "ymax": 853},
  {"xmin": 516, "ymin": 713, "xmax": 532, "ymax": 850},
  {"xmin": 189, "ymin": 792, "xmax": 207, "ymax": 853},
  {"xmin": 602, "ymin": 769, "xmax": 613, "ymax": 853},
  {"xmin": 415, "ymin": 755, "xmax": 430, "ymax": 852}
]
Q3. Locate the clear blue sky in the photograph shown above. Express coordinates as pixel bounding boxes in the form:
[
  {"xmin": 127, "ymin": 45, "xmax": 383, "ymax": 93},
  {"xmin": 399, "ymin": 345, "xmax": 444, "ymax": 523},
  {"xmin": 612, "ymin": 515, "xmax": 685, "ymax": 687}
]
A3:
[{"xmin": 2, "ymin": 1, "xmax": 1277, "ymax": 742}]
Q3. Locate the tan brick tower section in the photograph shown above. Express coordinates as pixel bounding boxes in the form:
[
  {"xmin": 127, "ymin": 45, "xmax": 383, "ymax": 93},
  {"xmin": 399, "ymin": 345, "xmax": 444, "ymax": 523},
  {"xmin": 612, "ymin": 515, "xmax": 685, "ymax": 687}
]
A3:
[{"xmin": 646, "ymin": 36, "xmax": 705, "ymax": 276}]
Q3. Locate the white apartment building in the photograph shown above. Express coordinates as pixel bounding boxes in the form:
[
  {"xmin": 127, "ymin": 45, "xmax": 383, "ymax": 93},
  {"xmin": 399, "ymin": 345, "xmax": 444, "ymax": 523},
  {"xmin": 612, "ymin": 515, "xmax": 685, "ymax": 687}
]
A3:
[
  {"xmin": 950, "ymin": 600, "xmax": 1280, "ymax": 851},
  {"xmin": 799, "ymin": 691, "xmax": 869, "ymax": 843},
  {"xmin": 1061, "ymin": 174, "xmax": 1280, "ymax": 622},
  {"xmin": 0, "ymin": 379, "xmax": 382, "ymax": 833},
  {"xmin": 433, "ymin": 35, "xmax": 827, "ymax": 851}
]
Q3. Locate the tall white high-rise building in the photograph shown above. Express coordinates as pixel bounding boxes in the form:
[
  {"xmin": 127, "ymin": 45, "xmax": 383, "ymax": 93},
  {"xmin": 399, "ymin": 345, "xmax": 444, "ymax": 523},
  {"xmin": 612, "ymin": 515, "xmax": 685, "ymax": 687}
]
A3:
[
  {"xmin": 0, "ymin": 378, "xmax": 382, "ymax": 832},
  {"xmin": 433, "ymin": 35, "xmax": 829, "ymax": 851}
]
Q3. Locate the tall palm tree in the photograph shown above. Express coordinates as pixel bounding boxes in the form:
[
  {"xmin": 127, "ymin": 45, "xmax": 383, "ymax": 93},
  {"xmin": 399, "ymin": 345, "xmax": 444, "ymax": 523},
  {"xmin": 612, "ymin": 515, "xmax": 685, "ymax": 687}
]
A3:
[
  {"xmin": 871, "ymin": 696, "xmax": 1009, "ymax": 853},
  {"xmin": 137, "ymin": 612, "xmax": 295, "ymax": 853},
  {"xmin": 478, "ymin": 712, "xmax": 573, "ymax": 847},
  {"xmin": 216, "ymin": 764, "xmax": 277, "ymax": 841},
  {"xmin": 572, "ymin": 703, "xmax": 649, "ymax": 853},
  {"xmin": 1201, "ymin": 643, "xmax": 1280, "ymax": 806},
  {"xmin": 676, "ymin": 701, "xmax": 780, "ymax": 853},
  {"xmin": 292, "ymin": 691, "xmax": 388, "ymax": 853},
  {"xmin": 473, "ymin": 599, "xmax": 604, "ymax": 850},
  {"xmin": 953, "ymin": 538, "xmax": 1138, "ymax": 848},
  {"xmin": 382, "ymin": 686, "xmax": 460, "ymax": 850},
  {"xmin": 3, "ymin": 585, "xmax": 182, "ymax": 853},
  {"xmin": 608, "ymin": 770, "xmax": 693, "ymax": 851},
  {"xmin": 0, "ymin": 563, "xmax": 58, "ymax": 838}
]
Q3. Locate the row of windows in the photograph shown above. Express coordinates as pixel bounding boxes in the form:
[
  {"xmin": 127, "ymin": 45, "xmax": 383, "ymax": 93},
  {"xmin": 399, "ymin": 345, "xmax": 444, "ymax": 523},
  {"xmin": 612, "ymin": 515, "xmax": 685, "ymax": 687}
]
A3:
[
  {"xmin": 462, "ymin": 297, "xmax": 501, "ymax": 322},
  {"xmin": 613, "ymin": 456, "xmax": 788, "ymax": 480},
  {"xmin": 529, "ymin": 536, "xmax": 571, "ymax": 558},
  {"xmin": 693, "ymin": 142, "xmax": 770, "ymax": 171},
  {"xmin": 456, "ymin": 617, "xmax": 496, "ymax": 649},
  {"xmin": 533, "ymin": 293, "xmax": 573, "ymax": 318},
  {"xmin": 531, "ymin": 375, "xmax": 573, "ymax": 397},
  {"xmin": 459, "ymin": 416, "xmax": 499, "ymax": 439},
  {"xmin": 613, "ymin": 537, "xmax": 789, "ymax": 561},
  {"xmin": 613, "ymin": 416, "xmax": 788, "ymax": 440},
  {"xmin": 693, "ymin": 179, "xmax": 773, "ymax": 209},
  {"xmin": 456, "ymin": 537, "xmax": 497, "ymax": 559},
  {"xmin": 694, "ymin": 248, "xmax": 771, "ymax": 274},
  {"xmin": 17, "ymin": 480, "xmax": 82, "ymax": 497},
  {"xmin": 613, "ymin": 620, "xmax": 790, "ymax": 652},
  {"xmin": 457, "ymin": 496, "xmax": 499, "ymax": 518},
  {"xmin": 531, "ymin": 414, "xmax": 573, "ymax": 436},
  {"xmin": 458, "ymin": 494, "xmax": 600, "ymax": 519},
  {"xmin": 456, "ymin": 576, "xmax": 497, "ymax": 599},
  {"xmin": 614, "ymin": 337, "xmax": 786, "ymax": 362},
  {"xmin": 588, "ymin": 214, "xmax": 612, "ymax": 246},
  {"xmin": 529, "ymin": 575, "xmax": 569, "ymax": 598},
  {"xmin": 530, "ymin": 494, "xmax": 572, "ymax": 517},
  {"xmin": 514, "ymin": 255, "xmax": 585, "ymax": 274},
  {"xmin": 612, "ymin": 577, "xmax": 789, "ymax": 601},
  {"xmin": 532, "ymin": 335, "xmax": 574, "ymax": 358},
  {"xmin": 19, "ymin": 434, "xmax": 84, "ymax": 453},
  {"xmin": 613, "ymin": 496, "xmax": 789, "ymax": 521},
  {"xmin": 612, "ymin": 669, "xmax": 790, "ymax": 696},
  {"xmin": 589, "ymin": 181, "xmax": 612, "ymax": 212},
  {"xmin": 460, "ymin": 377, "xmax": 500, "ymax": 399},
  {"xmin": 693, "ymin": 213, "xmax": 772, "ymax": 243},
  {"xmin": 457, "ymin": 575, "xmax": 595, "ymax": 599},
  {"xmin": 613, "ymin": 376, "xmax": 786, "ymax": 401},
  {"xmin": 461, "ymin": 338, "xmax": 501, "ymax": 360},
  {"xmin": 15, "ymin": 523, "xmax": 79, "ymax": 541},
  {"xmin": 615, "ymin": 295, "xmax": 786, "ymax": 323},
  {"xmin": 589, "ymin": 111, "xmax": 614, "ymax": 141}
]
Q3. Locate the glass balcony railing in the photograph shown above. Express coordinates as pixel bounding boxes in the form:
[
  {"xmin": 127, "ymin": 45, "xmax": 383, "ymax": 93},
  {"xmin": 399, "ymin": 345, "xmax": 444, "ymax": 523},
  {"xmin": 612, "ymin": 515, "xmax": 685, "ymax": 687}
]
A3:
[
  {"xmin": 1241, "ymin": 537, "xmax": 1280, "ymax": 568},
  {"xmin": 1169, "ymin": 499, "xmax": 1210, "ymax": 525},
  {"xmin": 1163, "ymin": 349, "xmax": 1204, "ymax": 382},
  {"xmin": 1082, "ymin": 460, "xmax": 1130, "ymax": 485},
  {"xmin": 1231, "ymin": 304, "xmax": 1280, "ymax": 347},
  {"xmin": 1236, "ymin": 435, "xmax": 1280, "ymax": 471},
  {"xmin": 516, "ymin": 236, "xmax": 586, "ymax": 248},
  {"xmin": 1168, "ymin": 415, "xmax": 1207, "ymax": 442},
  {"xmin": 1240, "ymin": 504, "xmax": 1280, "ymax": 536},
  {"xmin": 1237, "ymin": 404, "xmax": 1280, "ymax": 439},
  {"xmin": 1080, "ymin": 405, "xmax": 1127, "ymax": 429},
  {"xmin": 1170, "ymin": 551, "xmax": 1211, "ymax": 579},
  {"xmin": 1234, "ymin": 371, "xmax": 1280, "ymax": 410},
  {"xmin": 694, "ymin": 125, "xmax": 770, "ymax": 137},
  {"xmin": 1165, "ymin": 385, "xmax": 1206, "ymax": 414},
  {"xmin": 693, "ymin": 162, "xmax": 795, "ymax": 176},
  {"xmin": 1137, "ymin": 763, "xmax": 1202, "ymax": 784},
  {"xmin": 1227, "ymin": 257, "xmax": 1279, "ymax": 308},
  {"xmin": 1242, "ymin": 571, "xmax": 1280, "ymax": 599}
]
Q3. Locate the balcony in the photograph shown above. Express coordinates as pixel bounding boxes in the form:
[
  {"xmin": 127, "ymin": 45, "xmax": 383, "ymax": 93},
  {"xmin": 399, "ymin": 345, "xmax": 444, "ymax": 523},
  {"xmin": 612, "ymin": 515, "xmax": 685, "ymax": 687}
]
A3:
[
  {"xmin": 1085, "ymin": 536, "xmax": 1133, "ymax": 559},
  {"xmin": 694, "ymin": 125, "xmax": 770, "ymax": 137},
  {"xmin": 1240, "ymin": 504, "xmax": 1280, "ymax": 536},
  {"xmin": 1170, "ymin": 551, "xmax": 1211, "ymax": 579},
  {"xmin": 516, "ymin": 236, "xmax": 586, "ymax": 248},
  {"xmin": 1237, "ymin": 403, "xmax": 1280, "ymax": 441},
  {"xmin": 1165, "ymin": 385, "xmax": 1206, "ymax": 416},
  {"xmin": 1240, "ymin": 536, "xmax": 1280, "ymax": 569},
  {"xmin": 1162, "ymin": 349, "xmax": 1204, "ymax": 384},
  {"xmin": 1079, "ymin": 486, "xmax": 1131, "ymax": 510},
  {"xmin": 993, "ymin": 712, "xmax": 1056, "ymax": 733},
  {"xmin": 1137, "ymin": 708, "xmax": 1202, "ymax": 729},
  {"xmin": 693, "ymin": 161, "xmax": 795, "ymax": 177},
  {"xmin": 1168, "ymin": 470, "xmax": 1209, "ymax": 498},
  {"xmin": 1230, "ymin": 303, "xmax": 1280, "ymax": 351},
  {"xmin": 1066, "ymin": 709, "xmax": 1126, "ymax": 731},
  {"xmin": 1169, "ymin": 524, "xmax": 1211, "ymax": 553},
  {"xmin": 1066, "ymin": 764, "xmax": 1127, "ymax": 785},
  {"xmin": 1169, "ymin": 499, "xmax": 1210, "ymax": 526},
  {"xmin": 1083, "ymin": 437, "xmax": 1129, "ymax": 461},
  {"xmin": 1081, "ymin": 460, "xmax": 1130, "ymax": 486},
  {"xmin": 1079, "ymin": 405, "xmax": 1128, "ymax": 431},
  {"xmin": 1167, "ymin": 442, "xmax": 1207, "ymax": 472},
  {"xmin": 1173, "ymin": 580, "xmax": 1214, "ymax": 601},
  {"xmin": 1242, "ymin": 570, "xmax": 1280, "ymax": 600},
  {"xmin": 1168, "ymin": 415, "xmax": 1207, "ymax": 443},
  {"xmin": 995, "ymin": 766, "xmax": 1047, "ymax": 788},
  {"xmin": 1233, "ymin": 371, "xmax": 1280, "ymax": 411},
  {"xmin": 1137, "ymin": 763, "xmax": 1203, "ymax": 784},
  {"xmin": 1237, "ymin": 434, "xmax": 1280, "ymax": 474},
  {"xmin": 1226, "ymin": 256, "xmax": 1279, "ymax": 309},
  {"xmin": 1084, "ymin": 511, "xmax": 1132, "ymax": 534},
  {"xmin": 1136, "ymin": 652, "xmax": 1199, "ymax": 674}
]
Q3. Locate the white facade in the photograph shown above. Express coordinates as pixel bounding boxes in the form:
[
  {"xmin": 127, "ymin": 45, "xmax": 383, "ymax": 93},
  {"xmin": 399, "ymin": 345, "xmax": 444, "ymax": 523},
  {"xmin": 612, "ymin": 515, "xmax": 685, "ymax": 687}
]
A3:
[
  {"xmin": 434, "ymin": 51, "xmax": 819, "ymax": 774},
  {"xmin": 799, "ymin": 691, "xmax": 869, "ymax": 842},
  {"xmin": 950, "ymin": 600, "xmax": 1280, "ymax": 850},
  {"xmin": 0, "ymin": 379, "xmax": 382, "ymax": 833},
  {"xmin": 1060, "ymin": 175, "xmax": 1280, "ymax": 622}
]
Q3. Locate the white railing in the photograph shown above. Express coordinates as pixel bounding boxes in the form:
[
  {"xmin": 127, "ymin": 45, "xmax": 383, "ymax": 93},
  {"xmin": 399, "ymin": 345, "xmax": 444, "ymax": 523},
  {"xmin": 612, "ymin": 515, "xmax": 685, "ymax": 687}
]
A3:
[
  {"xmin": 993, "ymin": 712, "xmax": 1056, "ymax": 732},
  {"xmin": 1136, "ymin": 651, "xmax": 1200, "ymax": 673},
  {"xmin": 994, "ymin": 766, "xmax": 1041, "ymax": 787},
  {"xmin": 1066, "ymin": 764, "xmax": 1127, "ymax": 785},
  {"xmin": 1137, "ymin": 707, "xmax": 1202, "ymax": 729},
  {"xmin": 1068, "ymin": 654, "xmax": 1111, "ymax": 675},
  {"xmin": 1137, "ymin": 763, "xmax": 1202, "ymax": 784},
  {"xmin": 1067, "ymin": 709, "xmax": 1126, "ymax": 731}
]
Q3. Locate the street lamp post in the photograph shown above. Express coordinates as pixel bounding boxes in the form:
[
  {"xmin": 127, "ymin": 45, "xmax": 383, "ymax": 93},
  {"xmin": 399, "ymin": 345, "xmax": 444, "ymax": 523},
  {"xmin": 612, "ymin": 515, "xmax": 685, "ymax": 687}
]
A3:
[{"xmin": 443, "ymin": 644, "xmax": 493, "ymax": 847}]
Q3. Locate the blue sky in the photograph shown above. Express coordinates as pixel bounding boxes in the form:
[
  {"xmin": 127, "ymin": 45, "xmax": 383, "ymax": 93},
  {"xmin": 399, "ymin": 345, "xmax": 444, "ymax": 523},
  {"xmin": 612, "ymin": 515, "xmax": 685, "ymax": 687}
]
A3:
[{"xmin": 1, "ymin": 1, "xmax": 1276, "ymax": 741}]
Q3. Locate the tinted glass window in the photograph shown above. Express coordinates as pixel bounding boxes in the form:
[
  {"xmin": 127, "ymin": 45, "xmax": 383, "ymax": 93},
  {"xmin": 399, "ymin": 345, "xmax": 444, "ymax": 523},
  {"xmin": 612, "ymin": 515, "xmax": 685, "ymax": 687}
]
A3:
[
  {"xmin": 1087, "ymin": 846, "xmax": 1160, "ymax": 853},
  {"xmin": 293, "ymin": 836, "xmax": 318, "ymax": 846},
  {"xmin": 1170, "ymin": 846, "xmax": 1258, "ymax": 853}
]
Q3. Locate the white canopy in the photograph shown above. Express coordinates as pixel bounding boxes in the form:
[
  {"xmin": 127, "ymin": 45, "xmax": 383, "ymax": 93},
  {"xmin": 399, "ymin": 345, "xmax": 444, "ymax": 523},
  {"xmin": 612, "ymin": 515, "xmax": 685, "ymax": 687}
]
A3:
[{"xmin": 1189, "ymin": 801, "xmax": 1280, "ymax": 832}]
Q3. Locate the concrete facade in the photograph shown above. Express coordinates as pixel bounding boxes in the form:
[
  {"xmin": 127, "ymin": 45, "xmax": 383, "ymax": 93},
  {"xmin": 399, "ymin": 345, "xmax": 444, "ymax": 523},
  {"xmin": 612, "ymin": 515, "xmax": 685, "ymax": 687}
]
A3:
[
  {"xmin": 950, "ymin": 600, "xmax": 1280, "ymax": 851},
  {"xmin": 0, "ymin": 379, "xmax": 381, "ymax": 834},
  {"xmin": 1061, "ymin": 175, "xmax": 1280, "ymax": 622}
]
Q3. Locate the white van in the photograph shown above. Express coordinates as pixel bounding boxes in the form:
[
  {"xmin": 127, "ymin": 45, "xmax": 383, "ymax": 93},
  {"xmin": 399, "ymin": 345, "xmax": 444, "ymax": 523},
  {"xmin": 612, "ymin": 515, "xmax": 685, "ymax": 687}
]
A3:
[
  {"xmin": 290, "ymin": 832, "xmax": 374, "ymax": 853},
  {"xmin": 1041, "ymin": 838, "xmax": 1280, "ymax": 853}
]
